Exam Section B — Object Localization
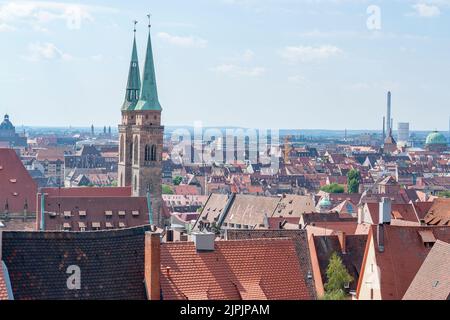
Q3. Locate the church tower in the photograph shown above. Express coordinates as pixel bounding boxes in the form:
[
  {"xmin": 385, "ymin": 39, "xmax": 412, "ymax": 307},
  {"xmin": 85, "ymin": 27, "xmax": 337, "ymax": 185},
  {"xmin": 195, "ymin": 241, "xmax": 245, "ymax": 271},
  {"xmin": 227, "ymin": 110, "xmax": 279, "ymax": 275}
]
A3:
[
  {"xmin": 118, "ymin": 18, "xmax": 163, "ymax": 226},
  {"xmin": 118, "ymin": 22, "xmax": 141, "ymax": 188}
]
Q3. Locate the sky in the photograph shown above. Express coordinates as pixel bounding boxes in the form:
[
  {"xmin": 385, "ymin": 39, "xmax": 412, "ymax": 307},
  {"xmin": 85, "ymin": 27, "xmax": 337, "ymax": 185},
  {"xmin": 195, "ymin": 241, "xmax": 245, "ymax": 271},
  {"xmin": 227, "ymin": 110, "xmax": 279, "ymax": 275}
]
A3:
[{"xmin": 0, "ymin": 0, "xmax": 449, "ymax": 131}]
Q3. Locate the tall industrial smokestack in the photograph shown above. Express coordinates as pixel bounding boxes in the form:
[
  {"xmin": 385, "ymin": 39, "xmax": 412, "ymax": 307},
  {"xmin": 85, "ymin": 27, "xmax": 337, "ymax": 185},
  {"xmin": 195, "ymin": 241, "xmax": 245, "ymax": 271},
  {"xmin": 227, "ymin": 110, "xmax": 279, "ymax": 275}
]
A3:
[{"xmin": 387, "ymin": 91, "xmax": 392, "ymax": 135}]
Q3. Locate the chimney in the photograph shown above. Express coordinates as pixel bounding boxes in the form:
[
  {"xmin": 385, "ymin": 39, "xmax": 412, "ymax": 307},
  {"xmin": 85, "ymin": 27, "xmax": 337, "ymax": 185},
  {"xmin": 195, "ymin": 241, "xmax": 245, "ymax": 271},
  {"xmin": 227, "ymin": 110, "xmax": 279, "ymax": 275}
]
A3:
[
  {"xmin": 145, "ymin": 232, "xmax": 161, "ymax": 300},
  {"xmin": 379, "ymin": 197, "xmax": 392, "ymax": 225},
  {"xmin": 337, "ymin": 231, "xmax": 346, "ymax": 254},
  {"xmin": 166, "ymin": 229, "xmax": 174, "ymax": 242},
  {"xmin": 387, "ymin": 91, "xmax": 392, "ymax": 135},
  {"xmin": 191, "ymin": 232, "xmax": 215, "ymax": 252}
]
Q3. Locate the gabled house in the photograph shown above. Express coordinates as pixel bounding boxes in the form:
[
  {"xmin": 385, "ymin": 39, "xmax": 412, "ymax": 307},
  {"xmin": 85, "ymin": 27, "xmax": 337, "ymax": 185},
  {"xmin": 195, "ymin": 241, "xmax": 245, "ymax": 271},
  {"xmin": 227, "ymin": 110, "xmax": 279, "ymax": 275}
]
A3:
[{"xmin": 356, "ymin": 221, "xmax": 450, "ymax": 300}]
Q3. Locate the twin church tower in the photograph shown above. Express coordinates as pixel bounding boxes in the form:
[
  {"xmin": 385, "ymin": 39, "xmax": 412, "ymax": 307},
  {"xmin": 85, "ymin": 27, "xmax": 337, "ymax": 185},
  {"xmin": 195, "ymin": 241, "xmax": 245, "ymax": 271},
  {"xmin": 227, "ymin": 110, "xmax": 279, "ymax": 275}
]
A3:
[{"xmin": 118, "ymin": 20, "xmax": 163, "ymax": 224}]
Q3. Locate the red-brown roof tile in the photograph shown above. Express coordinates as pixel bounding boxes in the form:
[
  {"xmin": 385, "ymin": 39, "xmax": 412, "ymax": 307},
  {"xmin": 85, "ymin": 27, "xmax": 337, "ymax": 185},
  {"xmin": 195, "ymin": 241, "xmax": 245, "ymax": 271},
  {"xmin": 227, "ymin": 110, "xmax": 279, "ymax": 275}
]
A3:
[
  {"xmin": 0, "ymin": 149, "xmax": 37, "ymax": 214},
  {"xmin": 160, "ymin": 238, "xmax": 312, "ymax": 300},
  {"xmin": 370, "ymin": 225, "xmax": 450, "ymax": 300}
]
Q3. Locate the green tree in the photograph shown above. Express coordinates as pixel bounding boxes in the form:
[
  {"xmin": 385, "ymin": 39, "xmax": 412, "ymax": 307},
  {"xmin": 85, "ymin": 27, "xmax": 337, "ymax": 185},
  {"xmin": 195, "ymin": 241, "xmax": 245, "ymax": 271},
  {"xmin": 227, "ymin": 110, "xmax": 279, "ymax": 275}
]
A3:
[
  {"xmin": 162, "ymin": 185, "xmax": 174, "ymax": 194},
  {"xmin": 438, "ymin": 190, "xmax": 450, "ymax": 198},
  {"xmin": 320, "ymin": 183, "xmax": 345, "ymax": 193},
  {"xmin": 172, "ymin": 176, "xmax": 183, "ymax": 186},
  {"xmin": 323, "ymin": 252, "xmax": 353, "ymax": 300},
  {"xmin": 347, "ymin": 169, "xmax": 361, "ymax": 194}
]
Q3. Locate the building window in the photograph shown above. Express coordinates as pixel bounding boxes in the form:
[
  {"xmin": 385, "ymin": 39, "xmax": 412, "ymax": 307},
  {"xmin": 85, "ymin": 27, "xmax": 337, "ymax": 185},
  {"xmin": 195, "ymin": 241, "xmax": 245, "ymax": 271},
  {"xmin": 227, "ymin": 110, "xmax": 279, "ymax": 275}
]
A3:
[
  {"xmin": 151, "ymin": 145, "xmax": 157, "ymax": 161},
  {"xmin": 133, "ymin": 136, "xmax": 139, "ymax": 165},
  {"xmin": 144, "ymin": 145, "xmax": 151, "ymax": 161},
  {"xmin": 119, "ymin": 135, "xmax": 124, "ymax": 162},
  {"xmin": 129, "ymin": 142, "xmax": 133, "ymax": 161},
  {"xmin": 134, "ymin": 175, "xmax": 137, "ymax": 191}
]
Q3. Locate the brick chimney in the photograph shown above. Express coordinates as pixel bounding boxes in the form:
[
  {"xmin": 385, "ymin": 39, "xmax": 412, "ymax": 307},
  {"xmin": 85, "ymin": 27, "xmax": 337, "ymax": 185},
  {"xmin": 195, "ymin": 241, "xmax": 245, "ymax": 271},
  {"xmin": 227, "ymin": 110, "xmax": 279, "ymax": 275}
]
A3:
[
  {"xmin": 145, "ymin": 232, "xmax": 161, "ymax": 300},
  {"xmin": 337, "ymin": 231, "xmax": 346, "ymax": 254}
]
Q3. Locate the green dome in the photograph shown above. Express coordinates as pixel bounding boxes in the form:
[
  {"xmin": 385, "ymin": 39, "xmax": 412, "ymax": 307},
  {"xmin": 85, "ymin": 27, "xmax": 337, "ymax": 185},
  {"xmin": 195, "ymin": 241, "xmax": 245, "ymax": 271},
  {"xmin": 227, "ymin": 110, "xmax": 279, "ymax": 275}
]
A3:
[
  {"xmin": 319, "ymin": 197, "xmax": 332, "ymax": 208},
  {"xmin": 425, "ymin": 131, "xmax": 447, "ymax": 145}
]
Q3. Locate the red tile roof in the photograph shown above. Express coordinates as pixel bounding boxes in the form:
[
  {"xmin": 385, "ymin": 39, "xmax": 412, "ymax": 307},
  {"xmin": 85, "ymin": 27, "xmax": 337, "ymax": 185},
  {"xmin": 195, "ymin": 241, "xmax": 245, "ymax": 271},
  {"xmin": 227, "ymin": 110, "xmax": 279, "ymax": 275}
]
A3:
[
  {"xmin": 403, "ymin": 240, "xmax": 450, "ymax": 300},
  {"xmin": 0, "ymin": 261, "xmax": 10, "ymax": 300},
  {"xmin": 366, "ymin": 225, "xmax": 450, "ymax": 300},
  {"xmin": 0, "ymin": 149, "xmax": 37, "ymax": 213},
  {"xmin": 37, "ymin": 194, "xmax": 150, "ymax": 231},
  {"xmin": 225, "ymin": 229, "xmax": 316, "ymax": 299},
  {"xmin": 159, "ymin": 238, "xmax": 312, "ymax": 300},
  {"xmin": 173, "ymin": 185, "xmax": 200, "ymax": 196},
  {"xmin": 365, "ymin": 203, "xmax": 420, "ymax": 225},
  {"xmin": 423, "ymin": 198, "xmax": 450, "ymax": 226},
  {"xmin": 36, "ymin": 147, "xmax": 66, "ymax": 161},
  {"xmin": 41, "ymin": 186, "xmax": 132, "ymax": 197}
]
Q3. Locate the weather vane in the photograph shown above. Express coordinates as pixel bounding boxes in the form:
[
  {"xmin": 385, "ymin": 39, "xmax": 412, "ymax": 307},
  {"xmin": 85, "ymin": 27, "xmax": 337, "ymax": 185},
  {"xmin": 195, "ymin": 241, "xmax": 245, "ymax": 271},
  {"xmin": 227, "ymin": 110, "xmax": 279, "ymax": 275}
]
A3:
[
  {"xmin": 133, "ymin": 20, "xmax": 138, "ymax": 33},
  {"xmin": 147, "ymin": 13, "xmax": 151, "ymax": 28}
]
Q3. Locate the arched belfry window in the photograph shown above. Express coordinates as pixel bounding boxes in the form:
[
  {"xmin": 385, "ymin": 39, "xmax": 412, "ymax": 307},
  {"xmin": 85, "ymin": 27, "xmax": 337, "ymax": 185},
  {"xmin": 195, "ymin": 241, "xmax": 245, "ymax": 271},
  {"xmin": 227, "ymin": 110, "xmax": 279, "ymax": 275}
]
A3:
[
  {"xmin": 151, "ymin": 145, "xmax": 157, "ymax": 162},
  {"xmin": 129, "ymin": 142, "xmax": 133, "ymax": 161},
  {"xmin": 133, "ymin": 136, "xmax": 139, "ymax": 165},
  {"xmin": 120, "ymin": 135, "xmax": 124, "ymax": 162},
  {"xmin": 145, "ymin": 145, "xmax": 151, "ymax": 161}
]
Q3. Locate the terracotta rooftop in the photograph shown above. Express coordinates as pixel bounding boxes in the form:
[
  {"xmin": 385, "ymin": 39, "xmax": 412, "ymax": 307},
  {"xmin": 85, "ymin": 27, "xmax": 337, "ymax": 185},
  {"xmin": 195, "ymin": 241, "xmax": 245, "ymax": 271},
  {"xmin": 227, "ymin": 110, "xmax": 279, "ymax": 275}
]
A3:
[
  {"xmin": 37, "ymin": 194, "xmax": 150, "ymax": 231},
  {"xmin": 365, "ymin": 225, "xmax": 450, "ymax": 300},
  {"xmin": 365, "ymin": 203, "xmax": 420, "ymax": 225},
  {"xmin": 1, "ymin": 226, "xmax": 151, "ymax": 300},
  {"xmin": 423, "ymin": 198, "xmax": 450, "ymax": 226},
  {"xmin": 0, "ymin": 261, "xmax": 10, "ymax": 300},
  {"xmin": 403, "ymin": 240, "xmax": 450, "ymax": 300},
  {"xmin": 0, "ymin": 149, "xmax": 37, "ymax": 214},
  {"xmin": 159, "ymin": 238, "xmax": 312, "ymax": 300},
  {"xmin": 41, "ymin": 186, "xmax": 132, "ymax": 198},
  {"xmin": 225, "ymin": 229, "xmax": 316, "ymax": 298}
]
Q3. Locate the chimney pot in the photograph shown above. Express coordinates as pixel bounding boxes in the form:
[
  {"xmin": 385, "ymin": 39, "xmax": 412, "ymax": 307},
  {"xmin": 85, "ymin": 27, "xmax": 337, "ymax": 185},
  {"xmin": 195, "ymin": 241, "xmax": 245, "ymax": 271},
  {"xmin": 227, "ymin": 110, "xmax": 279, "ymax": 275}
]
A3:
[
  {"xmin": 192, "ymin": 232, "xmax": 215, "ymax": 252},
  {"xmin": 379, "ymin": 197, "xmax": 392, "ymax": 225}
]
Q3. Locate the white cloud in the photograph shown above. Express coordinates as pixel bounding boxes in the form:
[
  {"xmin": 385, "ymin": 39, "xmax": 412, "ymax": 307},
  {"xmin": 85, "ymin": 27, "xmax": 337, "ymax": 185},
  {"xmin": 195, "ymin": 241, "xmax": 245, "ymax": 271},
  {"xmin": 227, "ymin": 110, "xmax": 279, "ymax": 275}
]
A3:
[
  {"xmin": 24, "ymin": 42, "xmax": 73, "ymax": 61},
  {"xmin": 211, "ymin": 64, "xmax": 266, "ymax": 77},
  {"xmin": 412, "ymin": 3, "xmax": 441, "ymax": 17},
  {"xmin": 157, "ymin": 32, "xmax": 207, "ymax": 48},
  {"xmin": 280, "ymin": 45, "xmax": 343, "ymax": 63},
  {"xmin": 0, "ymin": 1, "xmax": 116, "ymax": 31},
  {"xmin": 0, "ymin": 23, "xmax": 14, "ymax": 32},
  {"xmin": 288, "ymin": 75, "xmax": 308, "ymax": 85}
]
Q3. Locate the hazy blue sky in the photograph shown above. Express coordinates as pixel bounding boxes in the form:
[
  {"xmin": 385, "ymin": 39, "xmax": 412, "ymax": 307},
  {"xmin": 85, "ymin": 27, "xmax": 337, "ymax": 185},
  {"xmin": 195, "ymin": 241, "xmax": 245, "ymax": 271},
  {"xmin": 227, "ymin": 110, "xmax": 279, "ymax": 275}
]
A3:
[{"xmin": 1, "ymin": 0, "xmax": 449, "ymax": 130}]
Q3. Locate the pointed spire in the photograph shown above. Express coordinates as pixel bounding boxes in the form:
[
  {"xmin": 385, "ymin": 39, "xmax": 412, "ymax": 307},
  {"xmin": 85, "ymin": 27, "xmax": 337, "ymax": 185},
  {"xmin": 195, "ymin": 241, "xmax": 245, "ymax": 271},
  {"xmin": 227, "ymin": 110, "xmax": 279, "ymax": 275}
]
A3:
[
  {"xmin": 121, "ymin": 20, "xmax": 142, "ymax": 111},
  {"xmin": 135, "ymin": 14, "xmax": 162, "ymax": 111}
]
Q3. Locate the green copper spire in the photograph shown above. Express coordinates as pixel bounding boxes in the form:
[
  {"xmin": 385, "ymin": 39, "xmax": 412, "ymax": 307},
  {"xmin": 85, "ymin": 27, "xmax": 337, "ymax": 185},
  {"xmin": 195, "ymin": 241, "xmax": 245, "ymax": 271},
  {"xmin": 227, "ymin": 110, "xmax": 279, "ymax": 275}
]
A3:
[
  {"xmin": 121, "ymin": 21, "xmax": 141, "ymax": 111},
  {"xmin": 135, "ymin": 15, "xmax": 162, "ymax": 111}
]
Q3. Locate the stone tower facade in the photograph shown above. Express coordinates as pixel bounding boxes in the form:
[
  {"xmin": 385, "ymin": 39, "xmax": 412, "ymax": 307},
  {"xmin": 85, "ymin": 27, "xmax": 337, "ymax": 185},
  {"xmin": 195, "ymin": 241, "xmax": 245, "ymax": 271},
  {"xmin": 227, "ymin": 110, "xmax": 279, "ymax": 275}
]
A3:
[{"xmin": 118, "ymin": 23, "xmax": 163, "ymax": 226}]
